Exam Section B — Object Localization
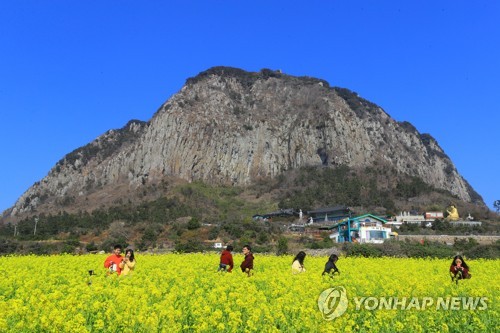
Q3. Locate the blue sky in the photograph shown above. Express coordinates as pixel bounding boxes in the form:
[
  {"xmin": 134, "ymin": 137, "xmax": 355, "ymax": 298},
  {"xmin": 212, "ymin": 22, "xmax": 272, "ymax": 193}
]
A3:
[{"xmin": 1, "ymin": 1, "xmax": 499, "ymax": 213}]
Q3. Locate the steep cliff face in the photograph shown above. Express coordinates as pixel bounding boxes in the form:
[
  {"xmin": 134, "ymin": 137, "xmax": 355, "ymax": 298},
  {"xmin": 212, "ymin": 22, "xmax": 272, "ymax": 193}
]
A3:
[{"xmin": 5, "ymin": 67, "xmax": 483, "ymax": 220}]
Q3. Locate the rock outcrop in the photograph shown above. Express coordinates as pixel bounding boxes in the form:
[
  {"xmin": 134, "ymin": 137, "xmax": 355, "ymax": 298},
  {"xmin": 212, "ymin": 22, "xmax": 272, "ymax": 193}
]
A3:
[{"xmin": 4, "ymin": 67, "xmax": 483, "ymax": 221}]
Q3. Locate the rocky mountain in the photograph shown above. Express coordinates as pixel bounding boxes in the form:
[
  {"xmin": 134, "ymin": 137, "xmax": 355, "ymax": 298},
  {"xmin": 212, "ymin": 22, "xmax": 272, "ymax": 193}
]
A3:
[{"xmin": 3, "ymin": 67, "xmax": 483, "ymax": 222}]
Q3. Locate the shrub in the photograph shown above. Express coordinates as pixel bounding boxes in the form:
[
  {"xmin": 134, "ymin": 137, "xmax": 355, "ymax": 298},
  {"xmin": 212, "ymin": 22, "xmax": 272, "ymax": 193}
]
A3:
[
  {"xmin": 187, "ymin": 218, "xmax": 201, "ymax": 230},
  {"xmin": 466, "ymin": 243, "xmax": 500, "ymax": 259},
  {"xmin": 276, "ymin": 236, "xmax": 289, "ymax": 255},
  {"xmin": 86, "ymin": 241, "xmax": 98, "ymax": 252},
  {"xmin": 342, "ymin": 243, "xmax": 383, "ymax": 257},
  {"xmin": 174, "ymin": 241, "xmax": 205, "ymax": 253},
  {"xmin": 400, "ymin": 241, "xmax": 453, "ymax": 258}
]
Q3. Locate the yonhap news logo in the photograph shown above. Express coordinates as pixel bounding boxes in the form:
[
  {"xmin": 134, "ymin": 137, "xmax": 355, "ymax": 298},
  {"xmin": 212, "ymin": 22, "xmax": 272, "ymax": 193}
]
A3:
[
  {"xmin": 318, "ymin": 286, "xmax": 488, "ymax": 321},
  {"xmin": 317, "ymin": 286, "xmax": 348, "ymax": 320}
]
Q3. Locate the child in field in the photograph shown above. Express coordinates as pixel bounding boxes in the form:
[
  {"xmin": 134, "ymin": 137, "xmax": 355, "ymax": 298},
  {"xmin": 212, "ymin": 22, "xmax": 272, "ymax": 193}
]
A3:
[
  {"xmin": 450, "ymin": 255, "xmax": 471, "ymax": 283},
  {"xmin": 322, "ymin": 254, "xmax": 340, "ymax": 277},
  {"xmin": 218, "ymin": 245, "xmax": 234, "ymax": 272},
  {"xmin": 291, "ymin": 251, "xmax": 306, "ymax": 274}
]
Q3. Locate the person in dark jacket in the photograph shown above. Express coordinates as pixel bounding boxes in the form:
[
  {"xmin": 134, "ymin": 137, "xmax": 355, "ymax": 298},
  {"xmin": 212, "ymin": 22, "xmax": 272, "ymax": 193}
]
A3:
[
  {"xmin": 218, "ymin": 245, "xmax": 234, "ymax": 272},
  {"xmin": 450, "ymin": 255, "xmax": 471, "ymax": 283},
  {"xmin": 240, "ymin": 245, "xmax": 254, "ymax": 276},
  {"xmin": 322, "ymin": 254, "xmax": 340, "ymax": 277}
]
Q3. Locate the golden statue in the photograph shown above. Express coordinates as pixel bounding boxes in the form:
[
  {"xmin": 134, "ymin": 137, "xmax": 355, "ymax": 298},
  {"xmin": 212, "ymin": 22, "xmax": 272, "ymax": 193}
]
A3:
[{"xmin": 446, "ymin": 204, "xmax": 460, "ymax": 221}]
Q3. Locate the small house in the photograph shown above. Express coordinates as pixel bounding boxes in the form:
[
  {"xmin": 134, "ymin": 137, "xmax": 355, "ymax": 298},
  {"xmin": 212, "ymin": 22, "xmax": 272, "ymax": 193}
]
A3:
[{"xmin": 320, "ymin": 214, "xmax": 391, "ymax": 244}]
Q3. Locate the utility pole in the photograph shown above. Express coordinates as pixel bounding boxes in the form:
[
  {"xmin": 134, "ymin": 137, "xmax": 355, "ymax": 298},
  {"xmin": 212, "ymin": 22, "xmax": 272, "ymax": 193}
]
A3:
[{"xmin": 34, "ymin": 217, "xmax": 38, "ymax": 236}]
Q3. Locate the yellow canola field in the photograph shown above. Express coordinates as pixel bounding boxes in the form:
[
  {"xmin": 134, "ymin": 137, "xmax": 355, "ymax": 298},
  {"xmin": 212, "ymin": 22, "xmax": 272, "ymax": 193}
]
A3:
[{"xmin": 0, "ymin": 254, "xmax": 498, "ymax": 332}]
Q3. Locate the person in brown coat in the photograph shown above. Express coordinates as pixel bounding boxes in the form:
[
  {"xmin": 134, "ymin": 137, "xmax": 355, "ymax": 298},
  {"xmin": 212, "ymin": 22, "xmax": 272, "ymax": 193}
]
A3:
[{"xmin": 240, "ymin": 245, "xmax": 254, "ymax": 276}]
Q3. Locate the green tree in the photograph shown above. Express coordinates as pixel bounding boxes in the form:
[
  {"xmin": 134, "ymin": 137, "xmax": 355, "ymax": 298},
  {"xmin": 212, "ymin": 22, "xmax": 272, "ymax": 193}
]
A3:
[
  {"xmin": 140, "ymin": 225, "xmax": 160, "ymax": 249},
  {"xmin": 187, "ymin": 217, "xmax": 201, "ymax": 230},
  {"xmin": 276, "ymin": 236, "xmax": 289, "ymax": 255}
]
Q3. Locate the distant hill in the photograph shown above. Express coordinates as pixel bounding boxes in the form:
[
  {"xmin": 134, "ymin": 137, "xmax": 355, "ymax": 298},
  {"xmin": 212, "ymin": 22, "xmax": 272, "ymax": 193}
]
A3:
[{"xmin": 2, "ymin": 66, "xmax": 485, "ymax": 224}]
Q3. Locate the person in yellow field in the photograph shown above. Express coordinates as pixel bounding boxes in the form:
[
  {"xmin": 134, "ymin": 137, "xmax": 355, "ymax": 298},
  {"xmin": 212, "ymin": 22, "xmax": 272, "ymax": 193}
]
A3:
[
  {"xmin": 446, "ymin": 204, "xmax": 460, "ymax": 221},
  {"xmin": 240, "ymin": 245, "xmax": 254, "ymax": 277},
  {"xmin": 104, "ymin": 244, "xmax": 123, "ymax": 275},
  {"xmin": 291, "ymin": 251, "xmax": 306, "ymax": 274},
  {"xmin": 450, "ymin": 255, "xmax": 471, "ymax": 283},
  {"xmin": 322, "ymin": 254, "xmax": 340, "ymax": 277},
  {"xmin": 119, "ymin": 249, "xmax": 136, "ymax": 276}
]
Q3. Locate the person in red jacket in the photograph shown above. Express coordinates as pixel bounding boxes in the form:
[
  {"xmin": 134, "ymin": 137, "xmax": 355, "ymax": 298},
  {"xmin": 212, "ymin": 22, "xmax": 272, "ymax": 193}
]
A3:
[
  {"xmin": 450, "ymin": 255, "xmax": 471, "ymax": 283},
  {"xmin": 104, "ymin": 244, "xmax": 124, "ymax": 275},
  {"xmin": 218, "ymin": 245, "xmax": 234, "ymax": 272},
  {"xmin": 240, "ymin": 245, "xmax": 254, "ymax": 276}
]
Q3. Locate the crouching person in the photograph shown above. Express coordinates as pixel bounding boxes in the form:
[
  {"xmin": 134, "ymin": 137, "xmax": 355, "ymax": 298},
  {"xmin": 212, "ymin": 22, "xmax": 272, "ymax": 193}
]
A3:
[
  {"xmin": 450, "ymin": 255, "xmax": 471, "ymax": 283},
  {"xmin": 240, "ymin": 245, "xmax": 254, "ymax": 277},
  {"xmin": 218, "ymin": 245, "xmax": 234, "ymax": 272}
]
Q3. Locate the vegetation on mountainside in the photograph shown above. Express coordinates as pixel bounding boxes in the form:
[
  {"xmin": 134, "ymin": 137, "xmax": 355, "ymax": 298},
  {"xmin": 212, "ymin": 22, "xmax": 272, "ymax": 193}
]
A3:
[
  {"xmin": 274, "ymin": 164, "xmax": 468, "ymax": 216},
  {"xmin": 0, "ymin": 165, "xmax": 497, "ymax": 256}
]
